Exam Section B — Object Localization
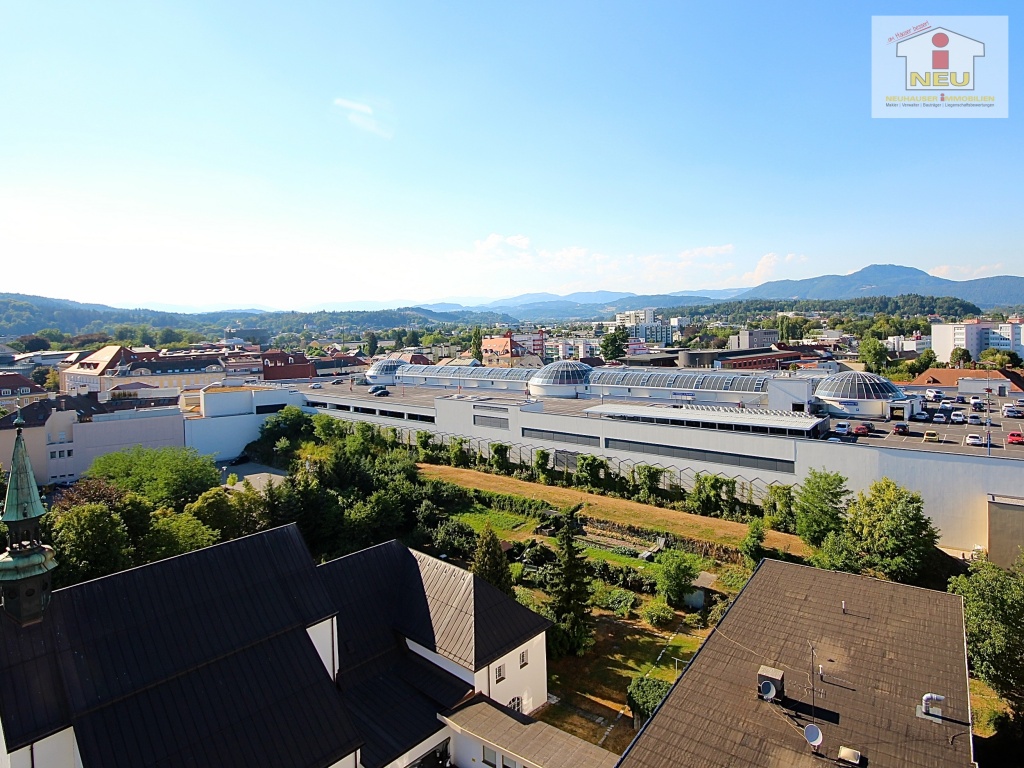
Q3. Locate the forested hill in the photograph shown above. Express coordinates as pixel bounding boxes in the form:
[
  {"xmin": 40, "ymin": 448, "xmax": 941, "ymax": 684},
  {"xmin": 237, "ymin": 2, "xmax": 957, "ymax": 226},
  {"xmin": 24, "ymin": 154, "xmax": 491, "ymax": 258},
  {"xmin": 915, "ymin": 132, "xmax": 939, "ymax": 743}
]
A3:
[
  {"xmin": 659, "ymin": 294, "xmax": 982, "ymax": 321},
  {"xmin": 0, "ymin": 293, "xmax": 515, "ymax": 337}
]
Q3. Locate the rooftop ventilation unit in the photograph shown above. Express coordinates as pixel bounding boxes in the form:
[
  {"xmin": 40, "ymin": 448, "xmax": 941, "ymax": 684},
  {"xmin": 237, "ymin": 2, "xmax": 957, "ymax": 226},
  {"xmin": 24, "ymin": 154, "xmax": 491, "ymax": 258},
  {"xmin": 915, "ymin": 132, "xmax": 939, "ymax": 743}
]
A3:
[
  {"xmin": 837, "ymin": 746, "xmax": 862, "ymax": 765},
  {"xmin": 757, "ymin": 665, "xmax": 784, "ymax": 701}
]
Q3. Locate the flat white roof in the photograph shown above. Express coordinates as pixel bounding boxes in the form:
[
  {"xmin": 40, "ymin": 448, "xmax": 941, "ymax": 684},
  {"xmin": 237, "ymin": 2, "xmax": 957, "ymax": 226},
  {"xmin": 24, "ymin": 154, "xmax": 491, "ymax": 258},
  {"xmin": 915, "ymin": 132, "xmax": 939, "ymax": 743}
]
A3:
[{"xmin": 583, "ymin": 402, "xmax": 827, "ymax": 430}]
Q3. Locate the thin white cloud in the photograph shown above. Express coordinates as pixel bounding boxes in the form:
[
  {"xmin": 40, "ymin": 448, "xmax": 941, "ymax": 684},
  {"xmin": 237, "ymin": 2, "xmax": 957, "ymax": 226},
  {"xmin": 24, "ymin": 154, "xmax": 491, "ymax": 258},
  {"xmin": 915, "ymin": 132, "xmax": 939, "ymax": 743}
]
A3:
[
  {"xmin": 334, "ymin": 97, "xmax": 393, "ymax": 138},
  {"xmin": 333, "ymin": 98, "xmax": 373, "ymax": 114},
  {"xmin": 929, "ymin": 263, "xmax": 1005, "ymax": 279}
]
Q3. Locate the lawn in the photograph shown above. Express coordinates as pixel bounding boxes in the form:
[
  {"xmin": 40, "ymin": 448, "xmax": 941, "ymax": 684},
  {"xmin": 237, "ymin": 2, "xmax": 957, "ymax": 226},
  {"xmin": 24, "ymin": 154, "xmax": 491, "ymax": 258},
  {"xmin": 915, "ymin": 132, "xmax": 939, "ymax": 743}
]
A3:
[
  {"xmin": 451, "ymin": 506, "xmax": 538, "ymax": 539},
  {"xmin": 536, "ymin": 605, "xmax": 710, "ymax": 756}
]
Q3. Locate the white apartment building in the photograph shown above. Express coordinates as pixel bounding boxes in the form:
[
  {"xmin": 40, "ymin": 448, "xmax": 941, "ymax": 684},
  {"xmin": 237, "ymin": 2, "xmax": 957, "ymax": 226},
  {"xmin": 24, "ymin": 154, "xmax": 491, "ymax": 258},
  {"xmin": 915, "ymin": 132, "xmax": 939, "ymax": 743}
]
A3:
[
  {"xmin": 615, "ymin": 308, "xmax": 655, "ymax": 326},
  {"xmin": 932, "ymin": 320, "xmax": 1024, "ymax": 362},
  {"xmin": 885, "ymin": 335, "xmax": 932, "ymax": 354}
]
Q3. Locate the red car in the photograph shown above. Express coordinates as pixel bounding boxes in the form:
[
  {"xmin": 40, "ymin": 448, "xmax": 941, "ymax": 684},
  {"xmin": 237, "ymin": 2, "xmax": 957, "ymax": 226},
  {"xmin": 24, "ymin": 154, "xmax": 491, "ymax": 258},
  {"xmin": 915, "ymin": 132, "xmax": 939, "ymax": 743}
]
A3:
[
  {"xmin": 853, "ymin": 423, "xmax": 873, "ymax": 436},
  {"xmin": 1008, "ymin": 431, "xmax": 1024, "ymax": 445}
]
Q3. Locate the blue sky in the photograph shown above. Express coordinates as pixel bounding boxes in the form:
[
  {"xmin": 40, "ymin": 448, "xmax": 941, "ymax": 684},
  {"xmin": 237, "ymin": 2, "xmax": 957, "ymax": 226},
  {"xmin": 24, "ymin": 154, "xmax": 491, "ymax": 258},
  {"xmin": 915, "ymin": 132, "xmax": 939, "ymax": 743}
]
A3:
[{"xmin": 1, "ymin": 1, "xmax": 1020, "ymax": 310}]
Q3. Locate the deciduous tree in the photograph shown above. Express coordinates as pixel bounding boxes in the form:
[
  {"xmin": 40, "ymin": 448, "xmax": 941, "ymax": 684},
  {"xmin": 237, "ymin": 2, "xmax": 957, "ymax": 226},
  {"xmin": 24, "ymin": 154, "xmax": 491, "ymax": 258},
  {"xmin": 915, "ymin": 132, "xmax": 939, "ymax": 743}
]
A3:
[
  {"xmin": 656, "ymin": 550, "xmax": 699, "ymax": 608},
  {"xmin": 949, "ymin": 554, "xmax": 1024, "ymax": 719},
  {"xmin": 794, "ymin": 468, "xmax": 850, "ymax": 547}
]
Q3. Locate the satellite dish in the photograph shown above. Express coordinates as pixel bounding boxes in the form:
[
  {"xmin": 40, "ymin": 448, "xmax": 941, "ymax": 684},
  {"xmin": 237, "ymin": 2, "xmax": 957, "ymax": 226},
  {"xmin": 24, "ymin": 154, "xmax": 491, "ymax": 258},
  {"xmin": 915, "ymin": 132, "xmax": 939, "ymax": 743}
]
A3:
[
  {"xmin": 759, "ymin": 680, "xmax": 777, "ymax": 700},
  {"xmin": 804, "ymin": 723, "xmax": 823, "ymax": 747}
]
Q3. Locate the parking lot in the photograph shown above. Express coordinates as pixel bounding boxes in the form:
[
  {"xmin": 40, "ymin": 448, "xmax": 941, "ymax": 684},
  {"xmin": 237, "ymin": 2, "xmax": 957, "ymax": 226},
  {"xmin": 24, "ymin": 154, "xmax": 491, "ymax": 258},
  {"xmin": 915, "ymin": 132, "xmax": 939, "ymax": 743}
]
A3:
[{"xmin": 833, "ymin": 388, "xmax": 1024, "ymax": 456}]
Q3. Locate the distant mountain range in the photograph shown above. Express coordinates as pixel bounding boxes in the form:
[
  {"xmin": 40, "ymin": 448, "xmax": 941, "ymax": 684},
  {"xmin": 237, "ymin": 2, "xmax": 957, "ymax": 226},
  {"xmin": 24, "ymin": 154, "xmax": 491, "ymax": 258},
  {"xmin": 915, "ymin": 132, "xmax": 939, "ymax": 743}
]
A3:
[
  {"xmin": 732, "ymin": 264, "xmax": 1024, "ymax": 306},
  {"xmin": 2, "ymin": 265, "xmax": 1022, "ymax": 337},
  {"xmin": 412, "ymin": 265, "xmax": 1022, "ymax": 320}
]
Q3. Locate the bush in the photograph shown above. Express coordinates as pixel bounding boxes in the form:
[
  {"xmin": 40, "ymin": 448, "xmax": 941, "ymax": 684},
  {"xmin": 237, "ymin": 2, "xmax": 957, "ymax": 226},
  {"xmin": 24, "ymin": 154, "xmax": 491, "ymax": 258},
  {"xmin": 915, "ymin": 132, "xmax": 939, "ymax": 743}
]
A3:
[
  {"xmin": 641, "ymin": 600, "xmax": 676, "ymax": 628},
  {"xmin": 608, "ymin": 588, "xmax": 639, "ymax": 617},
  {"xmin": 611, "ymin": 545, "xmax": 639, "ymax": 558},
  {"xmin": 431, "ymin": 519, "xmax": 478, "ymax": 558},
  {"xmin": 509, "ymin": 562, "xmax": 525, "ymax": 585},
  {"xmin": 706, "ymin": 596, "xmax": 731, "ymax": 626},
  {"xmin": 628, "ymin": 676, "xmax": 672, "ymax": 724},
  {"xmin": 683, "ymin": 612, "xmax": 705, "ymax": 629}
]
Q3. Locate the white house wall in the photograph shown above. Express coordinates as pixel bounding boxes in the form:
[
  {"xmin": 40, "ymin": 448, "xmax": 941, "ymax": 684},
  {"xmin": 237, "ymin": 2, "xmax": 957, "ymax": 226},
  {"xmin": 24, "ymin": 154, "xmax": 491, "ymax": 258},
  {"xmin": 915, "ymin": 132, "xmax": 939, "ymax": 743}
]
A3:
[
  {"xmin": 329, "ymin": 749, "xmax": 360, "ymax": 768},
  {"xmin": 473, "ymin": 634, "xmax": 547, "ymax": 716},
  {"xmin": 8, "ymin": 728, "xmax": 83, "ymax": 768},
  {"xmin": 307, "ymin": 617, "xmax": 339, "ymax": 680},
  {"xmin": 451, "ymin": 730, "xmax": 542, "ymax": 768}
]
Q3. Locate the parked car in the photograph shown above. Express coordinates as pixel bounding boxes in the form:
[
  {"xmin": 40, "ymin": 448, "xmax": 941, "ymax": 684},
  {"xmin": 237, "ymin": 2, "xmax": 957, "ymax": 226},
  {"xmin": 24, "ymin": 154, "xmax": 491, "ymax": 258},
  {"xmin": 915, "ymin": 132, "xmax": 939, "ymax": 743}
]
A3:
[
  {"xmin": 965, "ymin": 434, "xmax": 984, "ymax": 447},
  {"xmin": 925, "ymin": 388, "xmax": 945, "ymax": 401},
  {"xmin": 954, "ymin": 395, "xmax": 967, "ymax": 404},
  {"xmin": 970, "ymin": 395, "xmax": 983, "ymax": 405},
  {"xmin": 853, "ymin": 423, "xmax": 872, "ymax": 436},
  {"xmin": 967, "ymin": 414, "xmax": 983, "ymax": 425},
  {"xmin": 827, "ymin": 437, "xmax": 842, "ymax": 443},
  {"xmin": 1016, "ymin": 398, "xmax": 1024, "ymax": 408},
  {"xmin": 950, "ymin": 412, "xmax": 965, "ymax": 424},
  {"xmin": 1008, "ymin": 431, "xmax": 1024, "ymax": 445},
  {"xmin": 972, "ymin": 401, "xmax": 987, "ymax": 412},
  {"xmin": 1004, "ymin": 408, "xmax": 1024, "ymax": 419},
  {"xmin": 912, "ymin": 411, "xmax": 931, "ymax": 421},
  {"xmin": 923, "ymin": 430, "xmax": 940, "ymax": 443},
  {"xmin": 939, "ymin": 399, "xmax": 954, "ymax": 410},
  {"xmin": 833, "ymin": 421, "xmax": 851, "ymax": 436},
  {"xmin": 373, "ymin": 389, "xmax": 390, "ymax": 397},
  {"xmin": 330, "ymin": 379, "xmax": 344, "ymax": 385},
  {"xmin": 367, "ymin": 385, "xmax": 386, "ymax": 394},
  {"xmin": 892, "ymin": 422, "xmax": 910, "ymax": 435},
  {"xmin": 932, "ymin": 413, "xmax": 947, "ymax": 424},
  {"xmin": 310, "ymin": 382, "xmax": 322, "ymax": 389}
]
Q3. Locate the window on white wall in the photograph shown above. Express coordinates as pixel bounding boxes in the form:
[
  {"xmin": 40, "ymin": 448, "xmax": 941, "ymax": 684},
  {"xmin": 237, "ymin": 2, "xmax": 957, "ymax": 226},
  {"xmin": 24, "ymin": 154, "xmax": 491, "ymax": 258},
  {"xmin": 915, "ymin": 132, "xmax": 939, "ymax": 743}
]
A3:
[
  {"xmin": 495, "ymin": 664, "xmax": 505, "ymax": 683},
  {"xmin": 502, "ymin": 757, "xmax": 518, "ymax": 768},
  {"xmin": 507, "ymin": 696, "xmax": 522, "ymax": 713},
  {"xmin": 519, "ymin": 650, "xmax": 528, "ymax": 668},
  {"xmin": 482, "ymin": 746, "xmax": 497, "ymax": 767}
]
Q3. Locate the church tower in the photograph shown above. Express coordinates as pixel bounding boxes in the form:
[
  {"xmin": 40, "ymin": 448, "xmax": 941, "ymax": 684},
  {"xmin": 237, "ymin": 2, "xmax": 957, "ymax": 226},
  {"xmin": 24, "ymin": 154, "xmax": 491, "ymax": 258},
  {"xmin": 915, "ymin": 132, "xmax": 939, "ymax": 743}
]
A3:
[{"xmin": 0, "ymin": 414, "xmax": 58, "ymax": 626}]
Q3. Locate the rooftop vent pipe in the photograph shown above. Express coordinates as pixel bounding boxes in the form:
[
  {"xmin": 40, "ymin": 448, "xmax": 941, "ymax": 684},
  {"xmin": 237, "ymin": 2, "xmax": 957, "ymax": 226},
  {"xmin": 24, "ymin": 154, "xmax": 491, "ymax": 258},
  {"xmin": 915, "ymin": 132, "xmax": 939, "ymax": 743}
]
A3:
[{"xmin": 921, "ymin": 693, "xmax": 945, "ymax": 714}]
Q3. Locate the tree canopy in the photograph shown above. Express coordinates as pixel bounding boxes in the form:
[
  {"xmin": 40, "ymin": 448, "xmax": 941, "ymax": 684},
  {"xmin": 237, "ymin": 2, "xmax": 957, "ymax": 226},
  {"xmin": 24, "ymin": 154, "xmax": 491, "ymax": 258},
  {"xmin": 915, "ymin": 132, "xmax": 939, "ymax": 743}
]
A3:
[
  {"xmin": 949, "ymin": 555, "xmax": 1024, "ymax": 719},
  {"xmin": 471, "ymin": 525, "xmax": 514, "ymax": 596},
  {"xmin": 795, "ymin": 469, "xmax": 850, "ymax": 547},
  {"xmin": 86, "ymin": 446, "xmax": 221, "ymax": 512},
  {"xmin": 546, "ymin": 509, "xmax": 593, "ymax": 656}
]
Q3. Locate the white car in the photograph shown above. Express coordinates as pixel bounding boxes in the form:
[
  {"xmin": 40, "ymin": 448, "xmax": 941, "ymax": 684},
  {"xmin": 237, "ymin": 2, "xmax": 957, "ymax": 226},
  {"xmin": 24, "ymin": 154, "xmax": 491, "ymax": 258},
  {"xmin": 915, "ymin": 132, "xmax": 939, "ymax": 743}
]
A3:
[
  {"xmin": 939, "ymin": 400, "xmax": 954, "ymax": 410},
  {"xmin": 965, "ymin": 434, "xmax": 984, "ymax": 446},
  {"xmin": 932, "ymin": 413, "xmax": 947, "ymax": 424},
  {"xmin": 310, "ymin": 383, "xmax": 322, "ymax": 389},
  {"xmin": 926, "ymin": 389, "xmax": 945, "ymax": 401},
  {"xmin": 970, "ymin": 396, "xmax": 984, "ymax": 405},
  {"xmin": 968, "ymin": 414, "xmax": 983, "ymax": 425},
  {"xmin": 833, "ymin": 421, "xmax": 851, "ymax": 436},
  {"xmin": 950, "ymin": 412, "xmax": 965, "ymax": 424}
]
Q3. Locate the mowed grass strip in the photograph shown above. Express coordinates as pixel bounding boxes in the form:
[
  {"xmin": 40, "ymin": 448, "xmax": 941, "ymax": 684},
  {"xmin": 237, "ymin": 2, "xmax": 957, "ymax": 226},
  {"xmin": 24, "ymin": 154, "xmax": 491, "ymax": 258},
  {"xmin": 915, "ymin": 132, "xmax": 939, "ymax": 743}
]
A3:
[{"xmin": 419, "ymin": 464, "xmax": 808, "ymax": 557}]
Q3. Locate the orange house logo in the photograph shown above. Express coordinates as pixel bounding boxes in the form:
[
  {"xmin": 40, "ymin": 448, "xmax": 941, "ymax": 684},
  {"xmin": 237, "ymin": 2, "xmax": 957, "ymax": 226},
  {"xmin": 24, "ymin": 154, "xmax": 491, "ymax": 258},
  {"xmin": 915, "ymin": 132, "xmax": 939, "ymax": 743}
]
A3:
[{"xmin": 897, "ymin": 28, "xmax": 984, "ymax": 90}]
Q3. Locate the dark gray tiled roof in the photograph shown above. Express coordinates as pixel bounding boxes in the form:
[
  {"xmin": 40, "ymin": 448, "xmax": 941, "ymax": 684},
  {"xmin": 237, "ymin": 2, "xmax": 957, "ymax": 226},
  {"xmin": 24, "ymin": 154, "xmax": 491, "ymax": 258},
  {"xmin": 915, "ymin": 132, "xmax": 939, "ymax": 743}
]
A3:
[
  {"xmin": 319, "ymin": 541, "xmax": 550, "ymax": 674},
  {"xmin": 617, "ymin": 560, "xmax": 974, "ymax": 768},
  {"xmin": 442, "ymin": 695, "xmax": 619, "ymax": 768},
  {"xmin": 0, "ymin": 525, "xmax": 361, "ymax": 767}
]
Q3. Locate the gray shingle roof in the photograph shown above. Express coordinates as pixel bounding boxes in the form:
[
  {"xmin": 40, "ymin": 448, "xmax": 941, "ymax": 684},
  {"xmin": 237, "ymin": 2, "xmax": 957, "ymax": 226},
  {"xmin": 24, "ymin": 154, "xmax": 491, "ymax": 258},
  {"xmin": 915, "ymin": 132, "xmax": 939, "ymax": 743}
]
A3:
[
  {"xmin": 442, "ymin": 695, "xmax": 619, "ymax": 768},
  {"xmin": 617, "ymin": 560, "xmax": 974, "ymax": 768}
]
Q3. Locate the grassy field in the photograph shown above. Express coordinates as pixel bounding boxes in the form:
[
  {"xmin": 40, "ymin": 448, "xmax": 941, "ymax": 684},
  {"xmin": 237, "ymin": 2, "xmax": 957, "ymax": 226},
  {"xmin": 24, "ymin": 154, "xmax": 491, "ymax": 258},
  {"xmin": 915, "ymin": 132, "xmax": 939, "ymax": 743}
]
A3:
[
  {"xmin": 419, "ymin": 464, "xmax": 807, "ymax": 557},
  {"xmin": 451, "ymin": 506, "xmax": 538, "ymax": 539}
]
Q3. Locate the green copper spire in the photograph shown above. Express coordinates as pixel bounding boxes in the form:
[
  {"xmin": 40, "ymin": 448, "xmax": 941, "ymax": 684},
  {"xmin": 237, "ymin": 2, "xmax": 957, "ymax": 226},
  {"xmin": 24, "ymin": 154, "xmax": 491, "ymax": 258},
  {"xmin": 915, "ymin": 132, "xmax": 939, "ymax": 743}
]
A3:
[
  {"xmin": 2, "ymin": 428, "xmax": 47, "ymax": 524},
  {"xmin": 0, "ymin": 425, "xmax": 58, "ymax": 626}
]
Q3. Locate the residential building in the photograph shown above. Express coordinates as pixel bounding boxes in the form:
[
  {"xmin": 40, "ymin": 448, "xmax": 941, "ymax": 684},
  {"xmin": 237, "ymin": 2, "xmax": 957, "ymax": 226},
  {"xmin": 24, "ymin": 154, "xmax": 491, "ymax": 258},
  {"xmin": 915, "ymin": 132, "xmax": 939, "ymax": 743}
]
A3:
[
  {"xmin": 0, "ymin": 373, "xmax": 49, "ymax": 411},
  {"xmin": 473, "ymin": 336, "xmax": 544, "ymax": 368},
  {"xmin": 615, "ymin": 309, "xmax": 655, "ymax": 326},
  {"xmin": 931, "ymin": 318, "xmax": 1024, "ymax": 363},
  {"xmin": 223, "ymin": 326, "xmax": 271, "ymax": 345},
  {"xmin": 727, "ymin": 328, "xmax": 780, "ymax": 350},
  {"xmin": 617, "ymin": 560, "xmax": 974, "ymax": 768},
  {"xmin": 262, "ymin": 350, "xmax": 317, "ymax": 380},
  {"xmin": 886, "ymin": 334, "xmax": 932, "ymax": 354},
  {"xmin": 622, "ymin": 323, "xmax": 671, "ymax": 346}
]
